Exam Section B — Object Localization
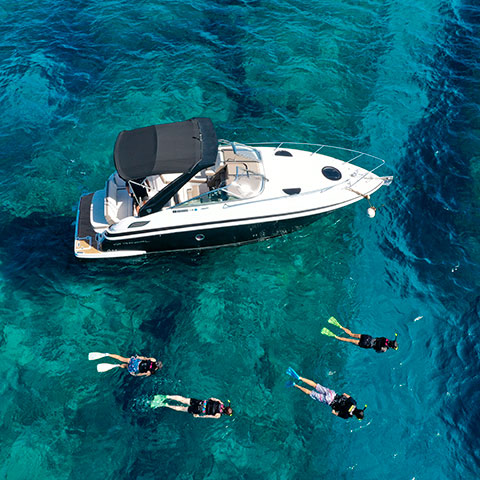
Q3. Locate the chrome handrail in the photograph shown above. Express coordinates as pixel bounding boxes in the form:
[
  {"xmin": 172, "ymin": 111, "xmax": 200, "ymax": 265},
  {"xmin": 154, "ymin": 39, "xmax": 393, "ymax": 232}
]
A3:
[
  {"xmin": 236, "ymin": 141, "xmax": 386, "ymax": 189},
  {"xmin": 246, "ymin": 141, "xmax": 384, "ymax": 167},
  {"xmin": 196, "ymin": 140, "xmax": 390, "ymax": 208}
]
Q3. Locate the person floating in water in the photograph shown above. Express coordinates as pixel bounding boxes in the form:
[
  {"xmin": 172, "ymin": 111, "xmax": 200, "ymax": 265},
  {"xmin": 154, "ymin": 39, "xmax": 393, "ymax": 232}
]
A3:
[
  {"xmin": 88, "ymin": 352, "xmax": 162, "ymax": 376},
  {"xmin": 321, "ymin": 317, "xmax": 398, "ymax": 353},
  {"xmin": 286, "ymin": 367, "xmax": 366, "ymax": 420},
  {"xmin": 151, "ymin": 395, "xmax": 233, "ymax": 418}
]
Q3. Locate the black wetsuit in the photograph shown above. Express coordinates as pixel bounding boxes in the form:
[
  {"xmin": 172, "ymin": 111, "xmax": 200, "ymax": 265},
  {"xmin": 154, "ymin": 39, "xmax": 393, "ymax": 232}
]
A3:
[
  {"xmin": 359, "ymin": 335, "xmax": 388, "ymax": 353},
  {"xmin": 187, "ymin": 398, "xmax": 222, "ymax": 416},
  {"xmin": 330, "ymin": 394, "xmax": 357, "ymax": 420}
]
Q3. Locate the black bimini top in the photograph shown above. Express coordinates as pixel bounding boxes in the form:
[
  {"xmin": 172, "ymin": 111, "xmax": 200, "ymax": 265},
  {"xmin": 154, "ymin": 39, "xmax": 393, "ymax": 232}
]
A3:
[
  {"xmin": 114, "ymin": 117, "xmax": 218, "ymax": 181},
  {"xmin": 113, "ymin": 117, "xmax": 218, "ymax": 215}
]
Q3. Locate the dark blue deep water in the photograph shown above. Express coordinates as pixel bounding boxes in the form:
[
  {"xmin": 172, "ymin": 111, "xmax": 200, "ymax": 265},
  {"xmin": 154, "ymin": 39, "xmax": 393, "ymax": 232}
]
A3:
[{"xmin": 0, "ymin": 1, "xmax": 479, "ymax": 479}]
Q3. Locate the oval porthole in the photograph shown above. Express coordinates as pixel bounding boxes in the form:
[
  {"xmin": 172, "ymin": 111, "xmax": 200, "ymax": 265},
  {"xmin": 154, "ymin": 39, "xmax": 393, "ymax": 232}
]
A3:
[
  {"xmin": 322, "ymin": 166, "xmax": 342, "ymax": 181},
  {"xmin": 195, "ymin": 234, "xmax": 205, "ymax": 242}
]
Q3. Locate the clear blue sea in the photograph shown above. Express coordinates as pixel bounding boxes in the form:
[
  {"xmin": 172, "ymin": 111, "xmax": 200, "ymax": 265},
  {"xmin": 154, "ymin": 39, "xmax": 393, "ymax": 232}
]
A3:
[{"xmin": 0, "ymin": 0, "xmax": 479, "ymax": 478}]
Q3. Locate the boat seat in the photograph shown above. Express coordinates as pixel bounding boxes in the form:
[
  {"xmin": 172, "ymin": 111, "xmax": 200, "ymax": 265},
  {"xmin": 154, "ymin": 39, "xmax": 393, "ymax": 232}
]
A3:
[
  {"xmin": 199, "ymin": 183, "xmax": 209, "ymax": 195},
  {"xmin": 161, "ymin": 172, "xmax": 207, "ymax": 185},
  {"xmin": 225, "ymin": 160, "xmax": 261, "ymax": 176},
  {"xmin": 187, "ymin": 185, "xmax": 200, "ymax": 200},
  {"xmin": 160, "ymin": 173, "xmax": 182, "ymax": 184},
  {"xmin": 104, "ymin": 173, "xmax": 132, "ymax": 224},
  {"xmin": 207, "ymin": 165, "xmax": 228, "ymax": 190},
  {"xmin": 186, "ymin": 182, "xmax": 209, "ymax": 199},
  {"xmin": 176, "ymin": 186, "xmax": 188, "ymax": 204},
  {"xmin": 144, "ymin": 175, "xmax": 165, "ymax": 198},
  {"xmin": 91, "ymin": 190, "xmax": 110, "ymax": 230},
  {"xmin": 190, "ymin": 170, "xmax": 207, "ymax": 183}
]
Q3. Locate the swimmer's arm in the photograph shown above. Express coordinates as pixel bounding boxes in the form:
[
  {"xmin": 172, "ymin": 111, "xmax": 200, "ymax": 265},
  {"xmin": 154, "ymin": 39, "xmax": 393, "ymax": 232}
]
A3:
[
  {"xmin": 193, "ymin": 414, "xmax": 221, "ymax": 419},
  {"xmin": 209, "ymin": 397, "xmax": 222, "ymax": 402},
  {"xmin": 343, "ymin": 393, "xmax": 350, "ymax": 398},
  {"xmin": 135, "ymin": 372, "xmax": 151, "ymax": 377},
  {"xmin": 332, "ymin": 410, "xmax": 339, "ymax": 416},
  {"xmin": 135, "ymin": 355, "xmax": 158, "ymax": 363}
]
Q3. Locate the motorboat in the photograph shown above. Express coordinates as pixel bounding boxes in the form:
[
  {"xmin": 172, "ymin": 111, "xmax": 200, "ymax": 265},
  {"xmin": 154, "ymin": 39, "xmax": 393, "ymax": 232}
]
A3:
[{"xmin": 74, "ymin": 117, "xmax": 392, "ymax": 259}]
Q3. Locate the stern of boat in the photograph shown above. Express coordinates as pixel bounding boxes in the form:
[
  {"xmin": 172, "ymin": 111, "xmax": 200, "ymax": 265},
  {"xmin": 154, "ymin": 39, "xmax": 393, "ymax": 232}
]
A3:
[
  {"xmin": 74, "ymin": 193, "xmax": 105, "ymax": 258},
  {"xmin": 74, "ymin": 191, "xmax": 147, "ymax": 259}
]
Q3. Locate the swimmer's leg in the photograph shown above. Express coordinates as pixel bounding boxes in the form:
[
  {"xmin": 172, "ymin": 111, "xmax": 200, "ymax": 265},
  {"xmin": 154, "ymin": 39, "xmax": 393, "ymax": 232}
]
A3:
[
  {"xmin": 334, "ymin": 336, "xmax": 360, "ymax": 345},
  {"xmin": 338, "ymin": 327, "xmax": 361, "ymax": 339},
  {"xmin": 106, "ymin": 353, "xmax": 131, "ymax": 363},
  {"xmin": 164, "ymin": 404, "xmax": 189, "ymax": 412},
  {"xmin": 328, "ymin": 318, "xmax": 361, "ymax": 339},
  {"xmin": 294, "ymin": 384, "xmax": 312, "ymax": 396},
  {"xmin": 298, "ymin": 377, "xmax": 317, "ymax": 388},
  {"xmin": 166, "ymin": 395, "xmax": 191, "ymax": 404}
]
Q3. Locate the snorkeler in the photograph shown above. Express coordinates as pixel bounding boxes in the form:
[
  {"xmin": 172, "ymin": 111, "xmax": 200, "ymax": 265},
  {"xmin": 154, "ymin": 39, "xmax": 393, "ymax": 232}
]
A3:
[
  {"xmin": 321, "ymin": 317, "xmax": 398, "ymax": 353},
  {"xmin": 88, "ymin": 352, "xmax": 162, "ymax": 376},
  {"xmin": 151, "ymin": 395, "xmax": 233, "ymax": 419},
  {"xmin": 286, "ymin": 367, "xmax": 366, "ymax": 420}
]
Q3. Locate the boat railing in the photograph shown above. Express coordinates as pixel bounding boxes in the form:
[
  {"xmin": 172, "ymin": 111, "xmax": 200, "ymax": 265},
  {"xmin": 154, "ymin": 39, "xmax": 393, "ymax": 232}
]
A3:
[
  {"xmin": 245, "ymin": 142, "xmax": 386, "ymax": 179},
  {"xmin": 215, "ymin": 141, "xmax": 390, "ymax": 209},
  {"xmin": 218, "ymin": 139, "xmax": 264, "ymax": 165},
  {"xmin": 246, "ymin": 142, "xmax": 389, "ymax": 194}
]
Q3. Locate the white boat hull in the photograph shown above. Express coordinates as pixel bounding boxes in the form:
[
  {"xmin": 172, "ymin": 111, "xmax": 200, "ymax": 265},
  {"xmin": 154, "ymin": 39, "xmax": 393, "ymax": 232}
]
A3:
[{"xmin": 74, "ymin": 144, "xmax": 391, "ymax": 259}]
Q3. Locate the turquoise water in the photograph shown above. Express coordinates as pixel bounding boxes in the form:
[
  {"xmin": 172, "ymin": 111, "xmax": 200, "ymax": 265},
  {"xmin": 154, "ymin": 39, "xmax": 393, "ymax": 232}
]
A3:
[{"xmin": 1, "ymin": 0, "xmax": 479, "ymax": 478}]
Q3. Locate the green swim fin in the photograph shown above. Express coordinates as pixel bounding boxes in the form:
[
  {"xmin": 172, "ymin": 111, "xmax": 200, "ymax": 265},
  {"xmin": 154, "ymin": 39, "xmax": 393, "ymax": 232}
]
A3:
[
  {"xmin": 321, "ymin": 327, "xmax": 337, "ymax": 338},
  {"xmin": 328, "ymin": 317, "xmax": 343, "ymax": 329},
  {"xmin": 151, "ymin": 394, "xmax": 168, "ymax": 408}
]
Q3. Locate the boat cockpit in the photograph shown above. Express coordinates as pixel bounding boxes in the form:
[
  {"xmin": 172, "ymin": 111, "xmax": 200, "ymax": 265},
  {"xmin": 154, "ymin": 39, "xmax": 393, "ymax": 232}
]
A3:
[{"xmin": 93, "ymin": 143, "xmax": 266, "ymax": 231}]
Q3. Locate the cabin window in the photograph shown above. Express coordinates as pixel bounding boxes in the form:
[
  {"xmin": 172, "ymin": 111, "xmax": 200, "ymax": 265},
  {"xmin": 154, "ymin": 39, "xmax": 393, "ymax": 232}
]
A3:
[
  {"xmin": 128, "ymin": 221, "xmax": 150, "ymax": 228},
  {"xmin": 275, "ymin": 150, "xmax": 293, "ymax": 157},
  {"xmin": 322, "ymin": 166, "xmax": 342, "ymax": 181},
  {"xmin": 283, "ymin": 188, "xmax": 301, "ymax": 195}
]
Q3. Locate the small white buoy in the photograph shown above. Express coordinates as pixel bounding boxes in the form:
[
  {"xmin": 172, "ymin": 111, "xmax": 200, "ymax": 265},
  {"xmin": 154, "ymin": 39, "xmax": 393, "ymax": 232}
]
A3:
[{"xmin": 367, "ymin": 207, "xmax": 376, "ymax": 218}]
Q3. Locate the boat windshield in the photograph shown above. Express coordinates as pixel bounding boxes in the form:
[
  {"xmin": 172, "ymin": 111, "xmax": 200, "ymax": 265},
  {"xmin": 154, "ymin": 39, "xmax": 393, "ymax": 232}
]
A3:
[
  {"xmin": 226, "ymin": 166, "xmax": 263, "ymax": 199},
  {"xmin": 174, "ymin": 166, "xmax": 265, "ymax": 208}
]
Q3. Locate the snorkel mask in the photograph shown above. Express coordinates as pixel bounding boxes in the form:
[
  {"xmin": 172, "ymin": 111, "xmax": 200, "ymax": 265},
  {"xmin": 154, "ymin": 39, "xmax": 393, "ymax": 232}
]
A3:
[
  {"xmin": 224, "ymin": 399, "xmax": 233, "ymax": 416},
  {"xmin": 350, "ymin": 404, "xmax": 367, "ymax": 421},
  {"xmin": 389, "ymin": 333, "xmax": 399, "ymax": 350},
  {"xmin": 359, "ymin": 404, "xmax": 367, "ymax": 421}
]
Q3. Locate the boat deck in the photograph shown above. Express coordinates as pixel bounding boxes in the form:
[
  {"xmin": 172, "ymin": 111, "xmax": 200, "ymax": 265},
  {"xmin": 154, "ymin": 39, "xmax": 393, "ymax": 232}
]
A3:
[
  {"xmin": 75, "ymin": 193, "xmax": 102, "ymax": 256},
  {"xmin": 222, "ymin": 148, "xmax": 262, "ymax": 176}
]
